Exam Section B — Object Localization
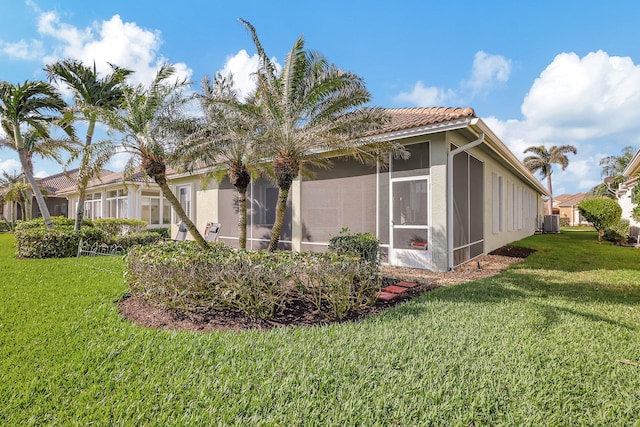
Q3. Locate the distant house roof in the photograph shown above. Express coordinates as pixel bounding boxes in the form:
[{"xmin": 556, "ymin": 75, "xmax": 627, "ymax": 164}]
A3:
[
  {"xmin": 554, "ymin": 193, "xmax": 586, "ymax": 207},
  {"xmin": 57, "ymin": 167, "xmax": 149, "ymax": 195},
  {"xmin": 36, "ymin": 169, "xmax": 82, "ymax": 195}
]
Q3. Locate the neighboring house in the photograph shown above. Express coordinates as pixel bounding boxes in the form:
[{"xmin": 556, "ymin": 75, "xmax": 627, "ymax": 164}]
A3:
[
  {"xmin": 618, "ymin": 148, "xmax": 640, "ymax": 237},
  {"xmin": 166, "ymin": 107, "xmax": 548, "ymax": 271},
  {"xmin": 58, "ymin": 168, "xmax": 172, "ymax": 229},
  {"xmin": 1, "ymin": 168, "xmax": 86, "ymax": 221},
  {"xmin": 551, "ymin": 193, "xmax": 588, "ymax": 226}
]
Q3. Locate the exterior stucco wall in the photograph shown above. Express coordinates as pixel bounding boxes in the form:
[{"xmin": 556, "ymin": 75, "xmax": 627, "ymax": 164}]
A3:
[
  {"xmin": 468, "ymin": 145, "xmax": 541, "ymax": 253},
  {"xmin": 618, "ymin": 183, "xmax": 639, "ymax": 228}
]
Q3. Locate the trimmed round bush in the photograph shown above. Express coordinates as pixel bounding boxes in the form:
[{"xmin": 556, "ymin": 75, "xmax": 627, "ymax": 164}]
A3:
[{"xmin": 578, "ymin": 198, "xmax": 622, "ymax": 242}]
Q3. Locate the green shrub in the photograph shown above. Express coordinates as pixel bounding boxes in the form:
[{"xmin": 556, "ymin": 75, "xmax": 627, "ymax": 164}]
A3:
[
  {"xmin": 577, "ymin": 198, "xmax": 622, "ymax": 242},
  {"xmin": 126, "ymin": 242, "xmax": 380, "ymax": 320},
  {"xmin": 0, "ymin": 220, "xmax": 10, "ymax": 232},
  {"xmin": 604, "ymin": 219, "xmax": 630, "ymax": 244},
  {"xmin": 14, "ymin": 216, "xmax": 93, "ymax": 230},
  {"xmin": 328, "ymin": 228, "xmax": 381, "ymax": 266},
  {"xmin": 93, "ymin": 218, "xmax": 147, "ymax": 236},
  {"xmin": 14, "ymin": 227, "xmax": 106, "ymax": 258},
  {"xmin": 559, "ymin": 217, "xmax": 570, "ymax": 227},
  {"xmin": 146, "ymin": 227, "xmax": 170, "ymax": 239},
  {"xmin": 107, "ymin": 231, "xmax": 162, "ymax": 250}
]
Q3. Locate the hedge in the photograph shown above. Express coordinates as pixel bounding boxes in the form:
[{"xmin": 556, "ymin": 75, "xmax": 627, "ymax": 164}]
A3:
[{"xmin": 126, "ymin": 241, "xmax": 380, "ymax": 320}]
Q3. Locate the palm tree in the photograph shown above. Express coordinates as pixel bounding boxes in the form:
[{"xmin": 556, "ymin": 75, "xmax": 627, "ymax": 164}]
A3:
[
  {"xmin": 0, "ymin": 80, "xmax": 72, "ymax": 229},
  {"xmin": 115, "ymin": 63, "xmax": 209, "ymax": 249},
  {"xmin": 1, "ymin": 126, "xmax": 75, "ymax": 219},
  {"xmin": 0, "ymin": 170, "xmax": 29, "ymax": 221},
  {"xmin": 523, "ymin": 145, "xmax": 577, "ymax": 215},
  {"xmin": 240, "ymin": 19, "xmax": 392, "ymax": 251},
  {"xmin": 46, "ymin": 59, "xmax": 133, "ymax": 230},
  {"xmin": 599, "ymin": 146, "xmax": 635, "ymax": 178},
  {"xmin": 179, "ymin": 73, "xmax": 260, "ymax": 249}
]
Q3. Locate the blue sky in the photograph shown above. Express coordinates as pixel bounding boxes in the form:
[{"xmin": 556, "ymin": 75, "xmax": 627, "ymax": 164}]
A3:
[{"xmin": 1, "ymin": 0, "xmax": 640, "ymax": 195}]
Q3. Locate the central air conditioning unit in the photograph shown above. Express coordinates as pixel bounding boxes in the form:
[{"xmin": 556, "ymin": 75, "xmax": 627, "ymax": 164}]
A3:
[{"xmin": 543, "ymin": 214, "xmax": 560, "ymax": 233}]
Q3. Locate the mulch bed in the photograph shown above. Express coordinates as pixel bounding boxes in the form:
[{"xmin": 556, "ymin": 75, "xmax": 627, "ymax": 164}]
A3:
[{"xmin": 119, "ymin": 245, "xmax": 534, "ymax": 332}]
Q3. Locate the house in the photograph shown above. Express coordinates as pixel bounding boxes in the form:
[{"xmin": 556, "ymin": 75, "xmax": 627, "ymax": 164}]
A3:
[
  {"xmin": 551, "ymin": 193, "xmax": 588, "ymax": 226},
  {"xmin": 57, "ymin": 107, "xmax": 547, "ymax": 271},
  {"xmin": 617, "ymin": 148, "xmax": 640, "ymax": 237},
  {"xmin": 1, "ymin": 169, "xmax": 87, "ymax": 221},
  {"xmin": 57, "ymin": 168, "xmax": 172, "ymax": 229},
  {"xmin": 158, "ymin": 107, "xmax": 547, "ymax": 271}
]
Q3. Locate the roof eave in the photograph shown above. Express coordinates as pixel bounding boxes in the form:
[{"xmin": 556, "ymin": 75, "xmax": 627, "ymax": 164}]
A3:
[{"xmin": 623, "ymin": 149, "xmax": 640, "ymax": 177}]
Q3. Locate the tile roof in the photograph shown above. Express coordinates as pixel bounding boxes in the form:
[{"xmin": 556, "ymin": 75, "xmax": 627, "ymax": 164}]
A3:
[
  {"xmin": 36, "ymin": 169, "xmax": 82, "ymax": 195},
  {"xmin": 554, "ymin": 193, "xmax": 586, "ymax": 206},
  {"xmin": 371, "ymin": 107, "xmax": 477, "ymax": 135},
  {"xmin": 57, "ymin": 167, "xmax": 147, "ymax": 194}
]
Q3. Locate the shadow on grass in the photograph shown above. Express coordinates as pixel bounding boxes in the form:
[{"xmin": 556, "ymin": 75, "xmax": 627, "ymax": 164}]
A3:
[{"xmin": 405, "ymin": 269, "xmax": 640, "ymax": 331}]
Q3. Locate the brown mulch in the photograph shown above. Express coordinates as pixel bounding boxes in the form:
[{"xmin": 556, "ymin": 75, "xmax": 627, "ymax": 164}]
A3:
[{"xmin": 119, "ymin": 245, "xmax": 535, "ymax": 332}]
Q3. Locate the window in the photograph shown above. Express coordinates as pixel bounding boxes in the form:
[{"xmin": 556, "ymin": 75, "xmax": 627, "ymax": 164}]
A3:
[
  {"xmin": 141, "ymin": 191, "xmax": 171, "ymax": 225},
  {"xmin": 84, "ymin": 193, "xmax": 102, "ymax": 220},
  {"xmin": 175, "ymin": 185, "xmax": 191, "ymax": 223},
  {"xmin": 106, "ymin": 188, "xmax": 128, "ymax": 218}
]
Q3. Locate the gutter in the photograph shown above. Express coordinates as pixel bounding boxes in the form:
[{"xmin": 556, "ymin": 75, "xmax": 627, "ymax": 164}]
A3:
[{"xmin": 447, "ymin": 131, "xmax": 485, "ymax": 271}]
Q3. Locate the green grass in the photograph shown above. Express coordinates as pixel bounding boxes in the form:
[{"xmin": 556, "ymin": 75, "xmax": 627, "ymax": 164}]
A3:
[{"xmin": 1, "ymin": 231, "xmax": 639, "ymax": 425}]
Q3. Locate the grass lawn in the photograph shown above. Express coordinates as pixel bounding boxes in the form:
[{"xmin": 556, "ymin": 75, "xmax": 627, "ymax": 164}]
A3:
[{"xmin": 1, "ymin": 231, "xmax": 639, "ymax": 425}]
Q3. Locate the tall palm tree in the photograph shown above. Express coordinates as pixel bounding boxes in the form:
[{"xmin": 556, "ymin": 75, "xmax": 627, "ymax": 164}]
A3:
[
  {"xmin": 523, "ymin": 145, "xmax": 577, "ymax": 215},
  {"xmin": 115, "ymin": 63, "xmax": 209, "ymax": 249},
  {"xmin": 0, "ymin": 80, "xmax": 72, "ymax": 229},
  {"xmin": 46, "ymin": 59, "xmax": 133, "ymax": 230},
  {"xmin": 240, "ymin": 19, "xmax": 393, "ymax": 251},
  {"xmin": 599, "ymin": 146, "xmax": 635, "ymax": 178},
  {"xmin": 179, "ymin": 73, "xmax": 261, "ymax": 249}
]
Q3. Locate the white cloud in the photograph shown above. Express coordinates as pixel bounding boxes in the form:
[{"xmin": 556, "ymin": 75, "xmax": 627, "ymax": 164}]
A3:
[
  {"xmin": 487, "ymin": 50, "xmax": 640, "ymax": 194},
  {"xmin": 394, "ymin": 51, "xmax": 510, "ymax": 107},
  {"xmin": 393, "ymin": 81, "xmax": 457, "ymax": 106},
  {"xmin": 466, "ymin": 51, "xmax": 511, "ymax": 95},
  {"xmin": 0, "ymin": 39, "xmax": 44, "ymax": 60},
  {"xmin": 0, "ymin": 159, "xmax": 22, "ymax": 176},
  {"xmin": 34, "ymin": 169, "xmax": 48, "ymax": 178},
  {"xmin": 35, "ymin": 9, "xmax": 191, "ymax": 87},
  {"xmin": 218, "ymin": 50, "xmax": 261, "ymax": 99}
]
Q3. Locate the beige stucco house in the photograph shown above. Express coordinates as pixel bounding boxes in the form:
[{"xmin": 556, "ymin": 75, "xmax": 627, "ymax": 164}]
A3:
[
  {"xmin": 59, "ymin": 107, "xmax": 547, "ymax": 271},
  {"xmin": 159, "ymin": 107, "xmax": 548, "ymax": 271}
]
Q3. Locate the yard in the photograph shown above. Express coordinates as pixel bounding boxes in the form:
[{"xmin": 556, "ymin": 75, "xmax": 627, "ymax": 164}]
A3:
[{"xmin": 0, "ymin": 231, "xmax": 639, "ymax": 425}]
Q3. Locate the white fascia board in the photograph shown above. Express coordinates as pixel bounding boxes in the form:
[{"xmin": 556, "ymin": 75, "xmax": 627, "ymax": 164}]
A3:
[
  {"xmin": 623, "ymin": 149, "xmax": 640, "ymax": 177},
  {"xmin": 361, "ymin": 118, "xmax": 474, "ymax": 144}
]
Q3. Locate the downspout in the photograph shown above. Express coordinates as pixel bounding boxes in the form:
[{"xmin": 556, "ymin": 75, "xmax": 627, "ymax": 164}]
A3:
[{"xmin": 447, "ymin": 132, "xmax": 485, "ymax": 271}]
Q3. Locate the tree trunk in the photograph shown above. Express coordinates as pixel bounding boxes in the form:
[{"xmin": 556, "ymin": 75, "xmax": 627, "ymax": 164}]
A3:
[
  {"xmin": 546, "ymin": 174, "xmax": 553, "ymax": 216},
  {"xmin": 156, "ymin": 180, "xmax": 208, "ymax": 249},
  {"xmin": 75, "ymin": 120, "xmax": 95, "ymax": 230},
  {"xmin": 75, "ymin": 188, "xmax": 86, "ymax": 230},
  {"xmin": 238, "ymin": 188, "xmax": 247, "ymax": 249},
  {"xmin": 17, "ymin": 148, "xmax": 54, "ymax": 229},
  {"xmin": 268, "ymin": 185, "xmax": 290, "ymax": 252}
]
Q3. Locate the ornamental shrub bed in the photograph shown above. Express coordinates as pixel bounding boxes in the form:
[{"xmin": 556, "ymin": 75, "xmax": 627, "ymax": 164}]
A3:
[
  {"xmin": 14, "ymin": 226, "xmax": 106, "ymax": 258},
  {"xmin": 93, "ymin": 218, "xmax": 147, "ymax": 236},
  {"xmin": 14, "ymin": 216, "xmax": 160, "ymax": 258},
  {"xmin": 125, "ymin": 241, "xmax": 381, "ymax": 320}
]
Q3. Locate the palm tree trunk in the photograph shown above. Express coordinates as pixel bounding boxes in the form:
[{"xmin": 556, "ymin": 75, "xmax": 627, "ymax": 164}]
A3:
[
  {"xmin": 546, "ymin": 174, "xmax": 553, "ymax": 216},
  {"xmin": 75, "ymin": 188, "xmax": 86, "ymax": 230},
  {"xmin": 156, "ymin": 180, "xmax": 209, "ymax": 249},
  {"xmin": 238, "ymin": 188, "xmax": 248, "ymax": 250},
  {"xmin": 75, "ymin": 120, "xmax": 95, "ymax": 230},
  {"xmin": 17, "ymin": 149, "xmax": 54, "ymax": 229},
  {"xmin": 268, "ymin": 186, "xmax": 290, "ymax": 252}
]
